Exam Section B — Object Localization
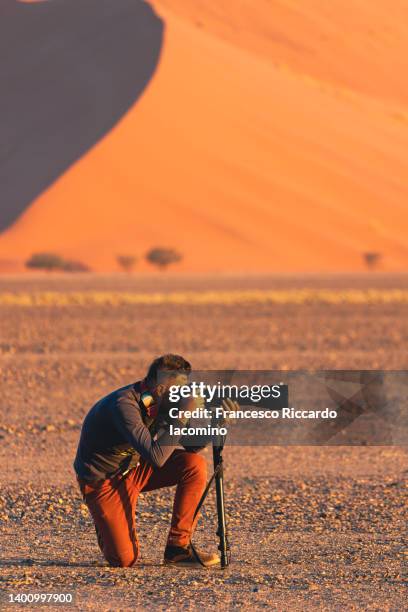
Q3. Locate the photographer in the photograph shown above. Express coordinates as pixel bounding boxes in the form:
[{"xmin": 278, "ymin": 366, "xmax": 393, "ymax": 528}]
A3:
[{"xmin": 74, "ymin": 354, "xmax": 220, "ymax": 568}]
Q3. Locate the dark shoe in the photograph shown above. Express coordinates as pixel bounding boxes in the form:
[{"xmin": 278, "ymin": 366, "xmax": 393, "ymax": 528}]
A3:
[{"xmin": 164, "ymin": 544, "xmax": 220, "ymax": 568}]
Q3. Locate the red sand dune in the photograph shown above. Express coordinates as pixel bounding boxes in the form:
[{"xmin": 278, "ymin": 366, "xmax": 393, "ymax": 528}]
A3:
[{"xmin": 1, "ymin": 0, "xmax": 408, "ymax": 272}]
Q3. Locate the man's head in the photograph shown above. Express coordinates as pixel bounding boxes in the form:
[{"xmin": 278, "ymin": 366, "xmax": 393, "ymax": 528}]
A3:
[{"xmin": 145, "ymin": 354, "xmax": 191, "ymax": 402}]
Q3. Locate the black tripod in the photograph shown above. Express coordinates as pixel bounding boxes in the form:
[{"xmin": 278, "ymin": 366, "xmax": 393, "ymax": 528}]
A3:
[
  {"xmin": 190, "ymin": 431, "xmax": 231, "ymax": 569},
  {"xmin": 212, "ymin": 438, "xmax": 230, "ymax": 568}
]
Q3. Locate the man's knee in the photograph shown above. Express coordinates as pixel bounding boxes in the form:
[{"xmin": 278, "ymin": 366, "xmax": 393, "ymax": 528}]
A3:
[{"xmin": 106, "ymin": 548, "xmax": 139, "ymax": 568}]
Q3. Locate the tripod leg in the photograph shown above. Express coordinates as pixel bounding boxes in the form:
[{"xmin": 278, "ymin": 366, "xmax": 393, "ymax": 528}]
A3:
[{"xmin": 213, "ymin": 446, "xmax": 230, "ymax": 568}]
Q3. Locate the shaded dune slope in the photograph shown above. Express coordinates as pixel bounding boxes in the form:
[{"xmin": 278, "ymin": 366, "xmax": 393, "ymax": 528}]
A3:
[
  {"xmin": 0, "ymin": 0, "xmax": 408, "ymax": 272},
  {"xmin": 0, "ymin": 0, "xmax": 163, "ymax": 232}
]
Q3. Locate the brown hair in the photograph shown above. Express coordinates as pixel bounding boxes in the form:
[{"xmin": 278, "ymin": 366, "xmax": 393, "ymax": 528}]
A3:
[{"xmin": 146, "ymin": 354, "xmax": 191, "ymax": 383}]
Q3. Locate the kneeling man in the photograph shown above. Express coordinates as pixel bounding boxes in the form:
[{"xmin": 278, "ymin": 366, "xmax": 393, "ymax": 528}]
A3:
[{"xmin": 74, "ymin": 354, "xmax": 218, "ymax": 568}]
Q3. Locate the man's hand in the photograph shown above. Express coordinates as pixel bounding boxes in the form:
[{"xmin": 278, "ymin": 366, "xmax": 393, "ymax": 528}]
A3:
[
  {"xmin": 222, "ymin": 398, "xmax": 240, "ymax": 413},
  {"xmin": 174, "ymin": 394, "xmax": 205, "ymax": 425},
  {"xmin": 212, "ymin": 398, "xmax": 239, "ymax": 425},
  {"xmin": 164, "ymin": 395, "xmax": 196, "ymax": 427},
  {"xmin": 193, "ymin": 394, "xmax": 205, "ymax": 411},
  {"xmin": 159, "ymin": 391, "xmax": 206, "ymax": 426}
]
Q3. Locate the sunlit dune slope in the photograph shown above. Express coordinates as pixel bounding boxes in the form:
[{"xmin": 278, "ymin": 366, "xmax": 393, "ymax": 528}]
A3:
[
  {"xmin": 157, "ymin": 0, "xmax": 408, "ymax": 106},
  {"xmin": 1, "ymin": 0, "xmax": 408, "ymax": 272}
]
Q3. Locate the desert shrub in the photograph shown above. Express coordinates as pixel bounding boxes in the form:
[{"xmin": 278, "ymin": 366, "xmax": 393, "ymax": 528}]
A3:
[
  {"xmin": 145, "ymin": 247, "xmax": 183, "ymax": 270},
  {"xmin": 117, "ymin": 254, "xmax": 137, "ymax": 272},
  {"xmin": 363, "ymin": 252, "xmax": 381, "ymax": 270},
  {"xmin": 26, "ymin": 252, "xmax": 89, "ymax": 272},
  {"xmin": 25, "ymin": 252, "xmax": 66, "ymax": 271}
]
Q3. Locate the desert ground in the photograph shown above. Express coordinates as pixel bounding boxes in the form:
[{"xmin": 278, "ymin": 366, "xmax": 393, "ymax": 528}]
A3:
[{"xmin": 0, "ymin": 273, "xmax": 407, "ymax": 611}]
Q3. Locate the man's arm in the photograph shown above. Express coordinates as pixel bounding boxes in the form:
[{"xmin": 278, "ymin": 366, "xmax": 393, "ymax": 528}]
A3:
[
  {"xmin": 112, "ymin": 393, "xmax": 183, "ymax": 468},
  {"xmin": 179, "ymin": 398, "xmax": 238, "ymax": 451}
]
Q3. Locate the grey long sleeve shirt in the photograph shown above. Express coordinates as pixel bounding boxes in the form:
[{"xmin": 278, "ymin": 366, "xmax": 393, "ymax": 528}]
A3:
[{"xmin": 74, "ymin": 382, "xmax": 182, "ymax": 482}]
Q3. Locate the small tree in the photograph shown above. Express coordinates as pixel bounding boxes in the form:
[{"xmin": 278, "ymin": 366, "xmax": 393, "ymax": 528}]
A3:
[
  {"xmin": 25, "ymin": 252, "xmax": 90, "ymax": 272},
  {"xmin": 117, "ymin": 254, "xmax": 138, "ymax": 273},
  {"xmin": 26, "ymin": 252, "xmax": 65, "ymax": 271},
  {"xmin": 363, "ymin": 252, "xmax": 381, "ymax": 270},
  {"xmin": 146, "ymin": 247, "xmax": 183, "ymax": 270}
]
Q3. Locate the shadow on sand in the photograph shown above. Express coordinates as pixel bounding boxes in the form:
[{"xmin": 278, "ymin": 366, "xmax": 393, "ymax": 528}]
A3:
[
  {"xmin": 0, "ymin": 0, "xmax": 164, "ymax": 231},
  {"xmin": 0, "ymin": 557, "xmax": 163, "ymax": 568}
]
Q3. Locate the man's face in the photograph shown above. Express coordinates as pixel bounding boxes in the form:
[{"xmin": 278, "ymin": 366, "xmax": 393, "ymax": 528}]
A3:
[{"xmin": 153, "ymin": 372, "xmax": 189, "ymax": 405}]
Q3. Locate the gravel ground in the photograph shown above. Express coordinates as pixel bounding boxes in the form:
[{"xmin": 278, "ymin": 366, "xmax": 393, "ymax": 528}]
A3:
[{"xmin": 0, "ymin": 274, "xmax": 407, "ymax": 611}]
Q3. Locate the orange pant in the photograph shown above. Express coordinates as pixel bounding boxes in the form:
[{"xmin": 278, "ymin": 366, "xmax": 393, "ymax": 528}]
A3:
[{"xmin": 78, "ymin": 450, "xmax": 207, "ymax": 567}]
